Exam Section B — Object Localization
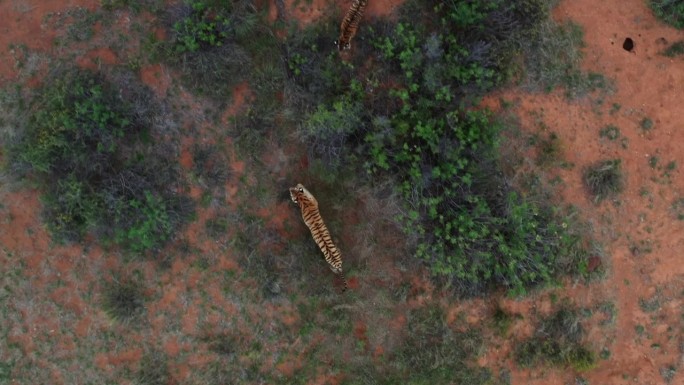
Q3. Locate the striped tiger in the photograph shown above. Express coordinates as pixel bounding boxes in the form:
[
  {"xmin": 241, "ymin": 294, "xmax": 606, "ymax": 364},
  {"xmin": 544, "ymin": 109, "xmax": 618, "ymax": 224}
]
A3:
[
  {"xmin": 289, "ymin": 183, "xmax": 348, "ymax": 291},
  {"xmin": 335, "ymin": 0, "xmax": 368, "ymax": 52}
]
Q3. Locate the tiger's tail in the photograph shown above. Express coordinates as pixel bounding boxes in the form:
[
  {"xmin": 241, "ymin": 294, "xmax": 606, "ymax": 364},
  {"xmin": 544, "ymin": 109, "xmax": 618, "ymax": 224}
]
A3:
[{"xmin": 338, "ymin": 272, "xmax": 348, "ymax": 292}]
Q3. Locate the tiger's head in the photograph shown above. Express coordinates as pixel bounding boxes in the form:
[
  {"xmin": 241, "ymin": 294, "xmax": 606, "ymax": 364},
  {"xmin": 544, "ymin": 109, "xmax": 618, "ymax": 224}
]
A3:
[
  {"xmin": 289, "ymin": 183, "xmax": 317, "ymax": 206},
  {"xmin": 334, "ymin": 40, "xmax": 351, "ymax": 52}
]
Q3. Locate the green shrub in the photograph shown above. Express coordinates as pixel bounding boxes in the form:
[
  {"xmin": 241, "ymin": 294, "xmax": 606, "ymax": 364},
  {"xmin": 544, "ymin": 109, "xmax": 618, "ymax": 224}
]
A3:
[
  {"xmin": 515, "ymin": 306, "xmax": 596, "ymax": 371},
  {"xmin": 662, "ymin": 40, "xmax": 684, "ymax": 56},
  {"xmin": 163, "ymin": 0, "xmax": 268, "ymax": 100},
  {"xmin": 651, "ymin": 0, "xmax": 684, "ymax": 29},
  {"xmin": 492, "ymin": 307, "xmax": 515, "ymax": 336},
  {"xmin": 101, "ymin": 279, "xmax": 145, "ymax": 323},
  {"xmin": 583, "ymin": 159, "xmax": 624, "ymax": 202},
  {"xmin": 172, "ymin": 1, "xmax": 230, "ymax": 53},
  {"xmin": 8, "ymin": 69, "xmax": 191, "ymax": 251},
  {"xmin": 297, "ymin": 0, "xmax": 594, "ymax": 296},
  {"xmin": 599, "ymin": 125, "xmax": 620, "ymax": 140}
]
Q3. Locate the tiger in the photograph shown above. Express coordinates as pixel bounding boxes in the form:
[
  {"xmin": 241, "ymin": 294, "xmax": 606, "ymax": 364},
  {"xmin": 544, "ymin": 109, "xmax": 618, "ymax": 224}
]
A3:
[
  {"xmin": 335, "ymin": 0, "xmax": 368, "ymax": 52},
  {"xmin": 289, "ymin": 183, "xmax": 348, "ymax": 291}
]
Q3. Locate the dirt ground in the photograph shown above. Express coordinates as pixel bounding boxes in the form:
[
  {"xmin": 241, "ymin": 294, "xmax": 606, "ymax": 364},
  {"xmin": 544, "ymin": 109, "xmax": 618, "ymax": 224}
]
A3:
[{"xmin": 0, "ymin": 0, "xmax": 682, "ymax": 384}]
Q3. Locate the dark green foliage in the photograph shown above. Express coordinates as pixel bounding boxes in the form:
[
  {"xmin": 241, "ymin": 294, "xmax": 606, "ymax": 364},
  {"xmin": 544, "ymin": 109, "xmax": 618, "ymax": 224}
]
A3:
[
  {"xmin": 0, "ymin": 361, "xmax": 12, "ymax": 383},
  {"xmin": 163, "ymin": 0, "xmax": 272, "ymax": 100},
  {"xmin": 492, "ymin": 306, "xmax": 514, "ymax": 336},
  {"xmin": 8, "ymin": 70, "xmax": 192, "ymax": 251},
  {"xmin": 101, "ymin": 279, "xmax": 145, "ymax": 323},
  {"xmin": 102, "ymin": 0, "xmax": 165, "ymax": 13},
  {"xmin": 640, "ymin": 117, "xmax": 654, "ymax": 131},
  {"xmin": 514, "ymin": 307, "xmax": 597, "ymax": 371},
  {"xmin": 599, "ymin": 125, "xmax": 620, "ymax": 140},
  {"xmin": 662, "ymin": 40, "xmax": 684, "ymax": 56},
  {"xmin": 672, "ymin": 197, "xmax": 684, "ymax": 220},
  {"xmin": 285, "ymin": 16, "xmax": 356, "ymax": 110},
  {"xmin": 536, "ymin": 131, "xmax": 563, "ymax": 166},
  {"xmin": 296, "ymin": 0, "xmax": 593, "ymax": 296},
  {"xmin": 583, "ymin": 159, "xmax": 624, "ymax": 202},
  {"xmin": 172, "ymin": 1, "xmax": 231, "ymax": 53},
  {"xmin": 651, "ymin": 0, "xmax": 684, "ymax": 29}
]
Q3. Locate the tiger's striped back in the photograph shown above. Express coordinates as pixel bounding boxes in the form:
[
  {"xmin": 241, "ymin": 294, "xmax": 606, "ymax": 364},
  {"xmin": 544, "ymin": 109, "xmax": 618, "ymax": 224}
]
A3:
[
  {"xmin": 289, "ymin": 183, "xmax": 348, "ymax": 291},
  {"xmin": 336, "ymin": 0, "xmax": 368, "ymax": 51}
]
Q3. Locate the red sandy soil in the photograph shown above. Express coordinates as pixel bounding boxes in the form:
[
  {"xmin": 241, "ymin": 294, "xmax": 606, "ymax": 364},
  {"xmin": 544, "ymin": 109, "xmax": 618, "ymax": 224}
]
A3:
[
  {"xmin": 474, "ymin": 1, "xmax": 684, "ymax": 384},
  {"xmin": 1, "ymin": 0, "xmax": 683, "ymax": 384}
]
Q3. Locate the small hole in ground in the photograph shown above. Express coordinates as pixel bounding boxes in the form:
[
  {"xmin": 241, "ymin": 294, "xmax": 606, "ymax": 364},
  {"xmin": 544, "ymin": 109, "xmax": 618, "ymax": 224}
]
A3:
[{"xmin": 623, "ymin": 37, "xmax": 634, "ymax": 52}]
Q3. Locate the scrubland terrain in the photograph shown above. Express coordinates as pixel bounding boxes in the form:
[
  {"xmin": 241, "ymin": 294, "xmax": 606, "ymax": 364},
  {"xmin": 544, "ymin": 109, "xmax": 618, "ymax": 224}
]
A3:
[{"xmin": 0, "ymin": 0, "xmax": 682, "ymax": 384}]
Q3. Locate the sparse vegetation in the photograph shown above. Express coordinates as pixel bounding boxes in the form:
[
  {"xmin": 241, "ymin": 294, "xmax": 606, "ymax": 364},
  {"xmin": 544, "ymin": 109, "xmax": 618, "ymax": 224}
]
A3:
[
  {"xmin": 515, "ymin": 306, "xmax": 597, "ymax": 371},
  {"xmin": 583, "ymin": 159, "xmax": 624, "ymax": 202},
  {"xmin": 135, "ymin": 351, "xmax": 170, "ymax": 385},
  {"xmin": 662, "ymin": 40, "xmax": 684, "ymax": 56},
  {"xmin": 660, "ymin": 364, "xmax": 677, "ymax": 383},
  {"xmin": 672, "ymin": 197, "xmax": 684, "ymax": 220},
  {"xmin": 395, "ymin": 305, "xmax": 491, "ymax": 384},
  {"xmin": 536, "ymin": 131, "xmax": 564, "ymax": 167}
]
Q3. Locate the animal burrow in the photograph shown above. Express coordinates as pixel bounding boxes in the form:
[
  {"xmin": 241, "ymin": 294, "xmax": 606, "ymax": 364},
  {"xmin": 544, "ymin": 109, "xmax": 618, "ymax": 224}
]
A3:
[{"xmin": 623, "ymin": 37, "xmax": 634, "ymax": 52}]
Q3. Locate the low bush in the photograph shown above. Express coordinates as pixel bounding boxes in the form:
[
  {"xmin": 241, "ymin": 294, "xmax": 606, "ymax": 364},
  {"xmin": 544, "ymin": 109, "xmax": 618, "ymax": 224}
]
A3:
[
  {"xmin": 101, "ymin": 279, "xmax": 146, "ymax": 323},
  {"xmin": 583, "ymin": 159, "xmax": 624, "ymax": 203},
  {"xmin": 162, "ymin": 0, "xmax": 269, "ymax": 100},
  {"xmin": 662, "ymin": 40, "xmax": 684, "ymax": 57},
  {"xmin": 7, "ymin": 69, "xmax": 192, "ymax": 251},
  {"xmin": 514, "ymin": 306, "xmax": 597, "ymax": 371}
]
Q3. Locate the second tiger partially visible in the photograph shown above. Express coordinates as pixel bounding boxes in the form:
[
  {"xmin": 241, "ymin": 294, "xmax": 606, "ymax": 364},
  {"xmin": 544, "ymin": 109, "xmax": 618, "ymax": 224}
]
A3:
[
  {"xmin": 289, "ymin": 183, "xmax": 348, "ymax": 291},
  {"xmin": 335, "ymin": 0, "xmax": 368, "ymax": 52}
]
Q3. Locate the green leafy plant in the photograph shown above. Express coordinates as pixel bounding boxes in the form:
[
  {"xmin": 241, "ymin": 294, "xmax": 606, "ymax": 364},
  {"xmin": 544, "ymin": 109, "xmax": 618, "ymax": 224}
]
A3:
[
  {"xmin": 640, "ymin": 117, "xmax": 654, "ymax": 131},
  {"xmin": 172, "ymin": 1, "xmax": 230, "ymax": 53},
  {"xmin": 599, "ymin": 125, "xmax": 620, "ymax": 140},
  {"xmin": 297, "ymin": 0, "xmax": 595, "ymax": 296},
  {"xmin": 8, "ymin": 70, "xmax": 191, "ymax": 251},
  {"xmin": 651, "ymin": 0, "xmax": 684, "ymax": 29}
]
